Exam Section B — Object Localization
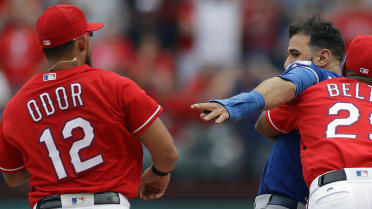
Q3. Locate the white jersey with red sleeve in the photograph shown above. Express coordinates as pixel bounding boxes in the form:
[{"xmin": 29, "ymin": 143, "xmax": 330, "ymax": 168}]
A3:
[
  {"xmin": 0, "ymin": 64, "xmax": 162, "ymax": 207},
  {"xmin": 266, "ymin": 77, "xmax": 372, "ymax": 187}
]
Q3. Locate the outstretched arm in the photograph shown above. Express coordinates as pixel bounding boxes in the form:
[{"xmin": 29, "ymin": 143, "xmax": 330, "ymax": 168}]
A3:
[
  {"xmin": 191, "ymin": 77, "xmax": 296, "ymax": 123},
  {"xmin": 191, "ymin": 64, "xmax": 320, "ymax": 123}
]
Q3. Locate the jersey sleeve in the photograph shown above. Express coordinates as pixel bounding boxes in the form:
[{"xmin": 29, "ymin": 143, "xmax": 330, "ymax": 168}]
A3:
[
  {"xmin": 279, "ymin": 66, "xmax": 319, "ymax": 96},
  {"xmin": 0, "ymin": 122, "xmax": 25, "ymax": 173},
  {"xmin": 265, "ymin": 102, "xmax": 300, "ymax": 134},
  {"xmin": 279, "ymin": 61, "xmax": 342, "ymax": 97},
  {"xmin": 120, "ymin": 79, "xmax": 163, "ymax": 136}
]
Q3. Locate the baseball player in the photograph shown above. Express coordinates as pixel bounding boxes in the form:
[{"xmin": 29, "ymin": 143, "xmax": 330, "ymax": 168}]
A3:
[
  {"xmin": 259, "ymin": 35, "xmax": 372, "ymax": 209},
  {"xmin": 191, "ymin": 17, "xmax": 344, "ymax": 209},
  {"xmin": 0, "ymin": 4, "xmax": 178, "ymax": 209}
]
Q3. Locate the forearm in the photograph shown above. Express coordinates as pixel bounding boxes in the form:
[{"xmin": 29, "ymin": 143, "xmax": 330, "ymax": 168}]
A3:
[
  {"xmin": 3, "ymin": 170, "xmax": 31, "ymax": 187},
  {"xmin": 253, "ymin": 77, "xmax": 296, "ymax": 110},
  {"xmin": 255, "ymin": 111, "xmax": 283, "ymax": 140},
  {"xmin": 139, "ymin": 119, "xmax": 179, "ymax": 172},
  {"xmin": 151, "ymin": 152, "xmax": 178, "ymax": 173}
]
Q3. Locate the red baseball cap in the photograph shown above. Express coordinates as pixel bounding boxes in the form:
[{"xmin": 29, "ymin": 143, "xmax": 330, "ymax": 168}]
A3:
[
  {"xmin": 36, "ymin": 4, "xmax": 104, "ymax": 48},
  {"xmin": 344, "ymin": 35, "xmax": 372, "ymax": 78}
]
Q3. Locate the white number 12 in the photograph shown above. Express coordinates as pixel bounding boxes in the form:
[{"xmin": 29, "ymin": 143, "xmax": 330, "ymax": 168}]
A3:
[{"xmin": 39, "ymin": 117, "xmax": 103, "ymax": 180}]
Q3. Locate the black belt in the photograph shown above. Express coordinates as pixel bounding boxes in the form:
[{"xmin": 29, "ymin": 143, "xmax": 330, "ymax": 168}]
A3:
[
  {"xmin": 36, "ymin": 192, "xmax": 120, "ymax": 209},
  {"xmin": 268, "ymin": 194, "xmax": 300, "ymax": 209},
  {"xmin": 318, "ymin": 169, "xmax": 347, "ymax": 187}
]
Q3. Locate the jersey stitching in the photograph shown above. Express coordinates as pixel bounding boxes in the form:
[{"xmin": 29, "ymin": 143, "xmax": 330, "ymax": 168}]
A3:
[
  {"xmin": 0, "ymin": 165, "xmax": 25, "ymax": 172},
  {"xmin": 267, "ymin": 111, "xmax": 288, "ymax": 133},
  {"xmin": 132, "ymin": 105, "xmax": 161, "ymax": 134},
  {"xmin": 302, "ymin": 66, "xmax": 319, "ymax": 83}
]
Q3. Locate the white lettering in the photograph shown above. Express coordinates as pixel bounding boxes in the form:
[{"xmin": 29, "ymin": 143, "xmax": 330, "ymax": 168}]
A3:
[
  {"xmin": 327, "ymin": 84, "xmax": 340, "ymax": 97},
  {"xmin": 40, "ymin": 93, "xmax": 55, "ymax": 116},
  {"xmin": 369, "ymin": 85, "xmax": 372, "ymax": 102},
  {"xmin": 55, "ymin": 87, "xmax": 69, "ymax": 110},
  {"xmin": 342, "ymin": 83, "xmax": 352, "ymax": 97},
  {"xmin": 355, "ymin": 83, "xmax": 365, "ymax": 100},
  {"xmin": 27, "ymin": 83, "xmax": 84, "ymax": 123},
  {"xmin": 71, "ymin": 83, "xmax": 83, "ymax": 107},
  {"xmin": 27, "ymin": 100, "xmax": 42, "ymax": 122}
]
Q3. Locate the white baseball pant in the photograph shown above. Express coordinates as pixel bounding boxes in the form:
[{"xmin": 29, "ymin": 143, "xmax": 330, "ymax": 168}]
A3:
[
  {"xmin": 32, "ymin": 192, "xmax": 130, "ymax": 209},
  {"xmin": 308, "ymin": 168, "xmax": 372, "ymax": 209}
]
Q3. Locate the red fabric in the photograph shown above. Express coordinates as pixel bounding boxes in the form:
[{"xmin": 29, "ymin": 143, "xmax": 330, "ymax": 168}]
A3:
[
  {"xmin": 36, "ymin": 4, "xmax": 103, "ymax": 48},
  {"xmin": 91, "ymin": 37, "xmax": 134, "ymax": 74},
  {"xmin": 333, "ymin": 10, "xmax": 372, "ymax": 49},
  {"xmin": 345, "ymin": 35, "xmax": 372, "ymax": 78},
  {"xmin": 0, "ymin": 65, "xmax": 162, "ymax": 207},
  {"xmin": 0, "ymin": 24, "xmax": 45, "ymax": 88},
  {"xmin": 129, "ymin": 50, "xmax": 175, "ymax": 100},
  {"xmin": 267, "ymin": 78, "xmax": 372, "ymax": 187},
  {"xmin": 242, "ymin": 0, "xmax": 281, "ymax": 51}
]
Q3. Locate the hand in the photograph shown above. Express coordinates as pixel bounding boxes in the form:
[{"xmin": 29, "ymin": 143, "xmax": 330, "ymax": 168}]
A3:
[
  {"xmin": 190, "ymin": 102, "xmax": 230, "ymax": 124},
  {"xmin": 140, "ymin": 166, "xmax": 170, "ymax": 200}
]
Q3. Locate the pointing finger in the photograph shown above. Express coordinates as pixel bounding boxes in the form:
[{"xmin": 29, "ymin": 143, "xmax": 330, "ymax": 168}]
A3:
[
  {"xmin": 215, "ymin": 113, "xmax": 229, "ymax": 124},
  {"xmin": 191, "ymin": 103, "xmax": 215, "ymax": 111}
]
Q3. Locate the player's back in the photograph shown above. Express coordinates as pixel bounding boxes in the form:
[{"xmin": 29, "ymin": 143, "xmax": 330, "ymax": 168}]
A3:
[
  {"xmin": 1, "ymin": 64, "xmax": 162, "ymax": 206},
  {"xmin": 293, "ymin": 77, "xmax": 372, "ymax": 186}
]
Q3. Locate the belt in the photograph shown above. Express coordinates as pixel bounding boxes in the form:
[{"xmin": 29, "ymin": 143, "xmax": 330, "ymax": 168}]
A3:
[
  {"xmin": 36, "ymin": 192, "xmax": 120, "ymax": 209},
  {"xmin": 268, "ymin": 194, "xmax": 300, "ymax": 209},
  {"xmin": 318, "ymin": 169, "xmax": 347, "ymax": 187}
]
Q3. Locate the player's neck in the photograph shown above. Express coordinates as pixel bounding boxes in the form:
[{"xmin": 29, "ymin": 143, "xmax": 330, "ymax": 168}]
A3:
[
  {"xmin": 325, "ymin": 61, "xmax": 341, "ymax": 75},
  {"xmin": 47, "ymin": 57, "xmax": 80, "ymax": 72}
]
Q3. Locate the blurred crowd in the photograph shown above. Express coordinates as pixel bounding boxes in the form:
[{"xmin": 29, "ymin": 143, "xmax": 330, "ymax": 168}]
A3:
[{"xmin": 1, "ymin": 0, "xmax": 372, "ymax": 199}]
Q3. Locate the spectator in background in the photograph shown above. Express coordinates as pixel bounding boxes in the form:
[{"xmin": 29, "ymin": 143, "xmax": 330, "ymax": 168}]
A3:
[
  {"xmin": 331, "ymin": 0, "xmax": 372, "ymax": 48},
  {"xmin": 0, "ymin": 0, "xmax": 45, "ymax": 91},
  {"xmin": 242, "ymin": 0, "xmax": 284, "ymax": 57},
  {"xmin": 91, "ymin": 20, "xmax": 134, "ymax": 74},
  {"xmin": 129, "ymin": 33, "xmax": 175, "ymax": 102},
  {"xmin": 194, "ymin": 0, "xmax": 241, "ymax": 66}
]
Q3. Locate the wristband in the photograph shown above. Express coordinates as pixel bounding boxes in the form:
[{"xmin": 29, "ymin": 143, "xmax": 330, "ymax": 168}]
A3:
[
  {"xmin": 210, "ymin": 90, "xmax": 265, "ymax": 121},
  {"xmin": 151, "ymin": 165, "xmax": 170, "ymax": 176}
]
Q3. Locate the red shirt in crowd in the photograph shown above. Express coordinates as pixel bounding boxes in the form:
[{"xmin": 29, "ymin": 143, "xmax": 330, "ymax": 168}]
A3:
[{"xmin": 0, "ymin": 24, "xmax": 45, "ymax": 89}]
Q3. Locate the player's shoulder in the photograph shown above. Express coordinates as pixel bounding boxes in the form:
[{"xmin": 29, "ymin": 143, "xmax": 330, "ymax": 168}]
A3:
[
  {"xmin": 89, "ymin": 67, "xmax": 137, "ymax": 86},
  {"xmin": 321, "ymin": 77, "xmax": 360, "ymax": 85},
  {"xmin": 286, "ymin": 60, "xmax": 341, "ymax": 79},
  {"xmin": 285, "ymin": 60, "xmax": 313, "ymax": 71}
]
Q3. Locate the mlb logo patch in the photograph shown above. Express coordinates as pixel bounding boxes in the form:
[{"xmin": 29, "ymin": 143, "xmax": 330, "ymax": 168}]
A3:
[
  {"xmin": 360, "ymin": 68, "xmax": 369, "ymax": 74},
  {"xmin": 43, "ymin": 40, "xmax": 51, "ymax": 46},
  {"xmin": 356, "ymin": 170, "xmax": 368, "ymax": 177},
  {"xmin": 72, "ymin": 196, "xmax": 85, "ymax": 205},
  {"xmin": 43, "ymin": 73, "xmax": 56, "ymax": 81}
]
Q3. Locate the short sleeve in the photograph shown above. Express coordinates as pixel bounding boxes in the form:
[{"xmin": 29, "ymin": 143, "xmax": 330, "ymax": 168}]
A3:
[
  {"xmin": 265, "ymin": 102, "xmax": 300, "ymax": 134},
  {"xmin": 121, "ymin": 79, "xmax": 163, "ymax": 136},
  {"xmin": 0, "ymin": 122, "xmax": 25, "ymax": 173},
  {"xmin": 279, "ymin": 66, "xmax": 319, "ymax": 96}
]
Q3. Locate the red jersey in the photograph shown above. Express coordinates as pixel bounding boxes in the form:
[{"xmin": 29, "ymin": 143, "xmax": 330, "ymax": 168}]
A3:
[
  {"xmin": 266, "ymin": 77, "xmax": 372, "ymax": 187},
  {"xmin": 0, "ymin": 65, "xmax": 163, "ymax": 207}
]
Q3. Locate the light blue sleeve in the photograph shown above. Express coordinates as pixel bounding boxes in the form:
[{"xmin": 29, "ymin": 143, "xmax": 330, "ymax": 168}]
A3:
[
  {"xmin": 279, "ymin": 67, "xmax": 319, "ymax": 96},
  {"xmin": 210, "ymin": 91, "xmax": 265, "ymax": 121}
]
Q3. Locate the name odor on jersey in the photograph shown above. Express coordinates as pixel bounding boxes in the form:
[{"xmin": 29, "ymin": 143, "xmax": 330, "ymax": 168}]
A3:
[{"xmin": 27, "ymin": 83, "xmax": 84, "ymax": 122}]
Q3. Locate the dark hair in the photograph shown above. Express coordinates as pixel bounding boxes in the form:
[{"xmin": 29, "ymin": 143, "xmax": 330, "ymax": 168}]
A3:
[
  {"xmin": 289, "ymin": 17, "xmax": 345, "ymax": 62},
  {"xmin": 42, "ymin": 40, "xmax": 75, "ymax": 59}
]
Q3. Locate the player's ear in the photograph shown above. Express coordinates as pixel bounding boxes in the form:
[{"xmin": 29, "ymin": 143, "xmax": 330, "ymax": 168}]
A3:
[
  {"xmin": 77, "ymin": 36, "xmax": 87, "ymax": 51},
  {"xmin": 313, "ymin": 49, "xmax": 331, "ymax": 68}
]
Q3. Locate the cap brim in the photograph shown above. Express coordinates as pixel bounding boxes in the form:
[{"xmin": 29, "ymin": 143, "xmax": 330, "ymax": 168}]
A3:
[{"xmin": 87, "ymin": 22, "xmax": 104, "ymax": 32}]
